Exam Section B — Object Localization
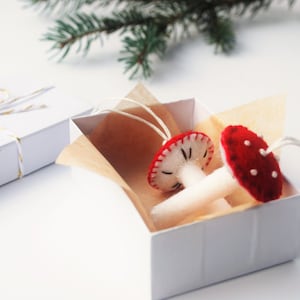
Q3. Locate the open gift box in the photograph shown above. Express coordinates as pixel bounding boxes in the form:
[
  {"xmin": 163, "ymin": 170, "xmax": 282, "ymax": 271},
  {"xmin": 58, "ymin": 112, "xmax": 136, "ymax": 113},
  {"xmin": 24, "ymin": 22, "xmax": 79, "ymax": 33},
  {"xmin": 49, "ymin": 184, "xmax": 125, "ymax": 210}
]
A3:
[{"xmin": 57, "ymin": 84, "xmax": 300, "ymax": 300}]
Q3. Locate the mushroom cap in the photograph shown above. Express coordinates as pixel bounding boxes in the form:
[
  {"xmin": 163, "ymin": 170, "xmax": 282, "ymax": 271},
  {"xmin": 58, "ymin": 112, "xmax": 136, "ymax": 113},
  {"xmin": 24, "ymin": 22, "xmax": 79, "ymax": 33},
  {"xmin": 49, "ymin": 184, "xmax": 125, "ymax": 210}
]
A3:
[
  {"xmin": 148, "ymin": 131, "xmax": 214, "ymax": 192},
  {"xmin": 221, "ymin": 125, "xmax": 283, "ymax": 202}
]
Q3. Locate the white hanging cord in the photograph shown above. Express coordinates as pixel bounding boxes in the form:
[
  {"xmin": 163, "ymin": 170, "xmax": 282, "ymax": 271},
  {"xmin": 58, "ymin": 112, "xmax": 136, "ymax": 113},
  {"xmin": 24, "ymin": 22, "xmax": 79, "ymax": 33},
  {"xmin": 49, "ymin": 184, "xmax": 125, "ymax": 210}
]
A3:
[
  {"xmin": 265, "ymin": 136, "xmax": 300, "ymax": 155},
  {"xmin": 104, "ymin": 108, "xmax": 169, "ymax": 141},
  {"xmin": 94, "ymin": 97, "xmax": 172, "ymax": 142},
  {"xmin": 121, "ymin": 98, "xmax": 172, "ymax": 140}
]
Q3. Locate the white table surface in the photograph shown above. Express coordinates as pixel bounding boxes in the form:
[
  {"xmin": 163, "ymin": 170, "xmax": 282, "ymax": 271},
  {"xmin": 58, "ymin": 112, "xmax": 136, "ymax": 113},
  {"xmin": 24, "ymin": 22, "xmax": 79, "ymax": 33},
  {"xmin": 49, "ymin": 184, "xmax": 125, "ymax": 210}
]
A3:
[{"xmin": 1, "ymin": 1, "xmax": 300, "ymax": 299}]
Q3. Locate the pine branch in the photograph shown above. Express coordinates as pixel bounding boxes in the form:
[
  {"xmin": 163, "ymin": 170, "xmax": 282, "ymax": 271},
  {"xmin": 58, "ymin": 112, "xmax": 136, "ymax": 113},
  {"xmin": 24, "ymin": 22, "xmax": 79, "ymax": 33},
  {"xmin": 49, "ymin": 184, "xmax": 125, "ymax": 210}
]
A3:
[
  {"xmin": 119, "ymin": 24, "xmax": 168, "ymax": 79},
  {"xmin": 26, "ymin": 0, "xmax": 296, "ymax": 79},
  {"xmin": 43, "ymin": 10, "xmax": 158, "ymax": 60},
  {"xmin": 202, "ymin": 12, "xmax": 235, "ymax": 53},
  {"xmin": 23, "ymin": 0, "xmax": 98, "ymax": 14}
]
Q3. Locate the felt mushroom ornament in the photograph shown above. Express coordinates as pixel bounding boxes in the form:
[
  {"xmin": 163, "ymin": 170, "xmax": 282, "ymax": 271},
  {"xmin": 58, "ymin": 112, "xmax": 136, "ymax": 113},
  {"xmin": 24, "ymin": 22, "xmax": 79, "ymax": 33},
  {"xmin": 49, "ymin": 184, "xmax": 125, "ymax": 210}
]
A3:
[
  {"xmin": 102, "ymin": 98, "xmax": 231, "ymax": 216},
  {"xmin": 147, "ymin": 130, "xmax": 231, "ymax": 214},
  {"xmin": 147, "ymin": 130, "xmax": 214, "ymax": 192},
  {"xmin": 151, "ymin": 125, "xmax": 287, "ymax": 229}
]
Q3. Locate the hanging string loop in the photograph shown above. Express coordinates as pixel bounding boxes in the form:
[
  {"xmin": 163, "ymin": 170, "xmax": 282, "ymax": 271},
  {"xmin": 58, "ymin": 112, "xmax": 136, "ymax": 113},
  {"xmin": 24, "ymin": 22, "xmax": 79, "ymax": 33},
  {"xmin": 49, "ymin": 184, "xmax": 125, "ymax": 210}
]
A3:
[
  {"xmin": 265, "ymin": 136, "xmax": 300, "ymax": 155},
  {"xmin": 93, "ymin": 97, "xmax": 172, "ymax": 142}
]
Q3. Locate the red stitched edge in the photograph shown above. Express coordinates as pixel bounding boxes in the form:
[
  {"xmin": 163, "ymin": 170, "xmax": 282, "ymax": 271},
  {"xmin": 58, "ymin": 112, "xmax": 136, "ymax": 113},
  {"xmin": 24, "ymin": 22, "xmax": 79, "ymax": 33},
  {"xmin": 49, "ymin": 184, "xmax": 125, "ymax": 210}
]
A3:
[{"xmin": 147, "ymin": 131, "xmax": 213, "ymax": 190}]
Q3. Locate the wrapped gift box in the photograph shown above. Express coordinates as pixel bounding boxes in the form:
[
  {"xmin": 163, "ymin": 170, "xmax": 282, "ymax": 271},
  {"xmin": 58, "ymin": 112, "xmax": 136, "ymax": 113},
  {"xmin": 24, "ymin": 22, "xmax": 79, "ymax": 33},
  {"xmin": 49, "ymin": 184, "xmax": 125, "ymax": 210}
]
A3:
[
  {"xmin": 57, "ymin": 85, "xmax": 300, "ymax": 299},
  {"xmin": 0, "ymin": 77, "xmax": 91, "ymax": 186}
]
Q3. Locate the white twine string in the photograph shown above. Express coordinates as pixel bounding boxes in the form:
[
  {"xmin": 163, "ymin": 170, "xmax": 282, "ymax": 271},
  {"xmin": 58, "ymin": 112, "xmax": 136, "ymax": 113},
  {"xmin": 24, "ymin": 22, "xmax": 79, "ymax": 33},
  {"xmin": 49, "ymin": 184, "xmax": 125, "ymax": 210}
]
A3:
[
  {"xmin": 104, "ymin": 108, "xmax": 170, "ymax": 141},
  {"xmin": 265, "ymin": 136, "xmax": 300, "ymax": 155},
  {"xmin": 0, "ymin": 86, "xmax": 53, "ymax": 115},
  {"xmin": 0, "ymin": 128, "xmax": 24, "ymax": 178},
  {"xmin": 93, "ymin": 97, "xmax": 172, "ymax": 142},
  {"xmin": 0, "ymin": 86, "xmax": 54, "ymax": 178}
]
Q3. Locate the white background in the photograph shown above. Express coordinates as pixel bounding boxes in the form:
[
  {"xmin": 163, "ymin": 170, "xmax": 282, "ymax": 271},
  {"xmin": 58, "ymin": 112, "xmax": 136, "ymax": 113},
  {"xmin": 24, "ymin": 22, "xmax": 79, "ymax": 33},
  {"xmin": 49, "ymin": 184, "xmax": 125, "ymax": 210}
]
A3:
[{"xmin": 1, "ymin": 1, "xmax": 300, "ymax": 299}]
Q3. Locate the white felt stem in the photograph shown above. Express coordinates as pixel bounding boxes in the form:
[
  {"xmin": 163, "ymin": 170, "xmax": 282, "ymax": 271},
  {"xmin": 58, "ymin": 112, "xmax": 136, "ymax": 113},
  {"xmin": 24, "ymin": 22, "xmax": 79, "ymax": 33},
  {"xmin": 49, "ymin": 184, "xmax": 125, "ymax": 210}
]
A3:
[
  {"xmin": 178, "ymin": 162, "xmax": 231, "ymax": 213},
  {"xmin": 178, "ymin": 162, "xmax": 206, "ymax": 187},
  {"xmin": 151, "ymin": 167, "xmax": 237, "ymax": 229}
]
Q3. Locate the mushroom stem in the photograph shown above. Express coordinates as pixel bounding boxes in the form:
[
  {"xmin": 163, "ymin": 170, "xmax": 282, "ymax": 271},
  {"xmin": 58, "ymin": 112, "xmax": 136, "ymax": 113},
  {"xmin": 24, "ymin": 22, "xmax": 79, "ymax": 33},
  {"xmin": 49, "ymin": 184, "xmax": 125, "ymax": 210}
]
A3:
[
  {"xmin": 177, "ymin": 162, "xmax": 206, "ymax": 186},
  {"xmin": 178, "ymin": 162, "xmax": 231, "ymax": 211},
  {"xmin": 151, "ymin": 167, "xmax": 237, "ymax": 229}
]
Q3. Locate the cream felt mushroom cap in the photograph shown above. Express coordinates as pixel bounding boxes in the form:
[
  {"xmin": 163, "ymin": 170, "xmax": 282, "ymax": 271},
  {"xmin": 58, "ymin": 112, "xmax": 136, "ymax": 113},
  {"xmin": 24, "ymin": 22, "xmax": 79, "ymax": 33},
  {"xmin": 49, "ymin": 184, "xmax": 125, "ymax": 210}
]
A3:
[{"xmin": 148, "ymin": 131, "xmax": 214, "ymax": 192}]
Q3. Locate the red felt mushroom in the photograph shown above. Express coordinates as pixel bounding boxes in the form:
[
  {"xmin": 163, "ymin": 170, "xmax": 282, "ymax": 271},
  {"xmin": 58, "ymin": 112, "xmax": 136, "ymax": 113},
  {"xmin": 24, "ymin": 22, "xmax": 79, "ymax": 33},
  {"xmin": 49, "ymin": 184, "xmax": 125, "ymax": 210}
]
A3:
[
  {"xmin": 151, "ymin": 125, "xmax": 283, "ymax": 229},
  {"xmin": 101, "ymin": 97, "xmax": 231, "ymax": 219},
  {"xmin": 221, "ymin": 125, "xmax": 282, "ymax": 201},
  {"xmin": 148, "ymin": 131, "xmax": 214, "ymax": 192},
  {"xmin": 147, "ymin": 130, "xmax": 232, "ymax": 220}
]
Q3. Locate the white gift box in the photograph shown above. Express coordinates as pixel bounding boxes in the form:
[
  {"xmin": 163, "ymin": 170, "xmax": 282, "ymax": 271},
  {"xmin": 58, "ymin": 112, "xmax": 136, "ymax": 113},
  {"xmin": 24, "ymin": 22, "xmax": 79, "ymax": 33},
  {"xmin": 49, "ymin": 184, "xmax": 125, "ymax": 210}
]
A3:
[
  {"xmin": 0, "ymin": 77, "xmax": 90, "ymax": 186},
  {"xmin": 58, "ymin": 91, "xmax": 300, "ymax": 300}
]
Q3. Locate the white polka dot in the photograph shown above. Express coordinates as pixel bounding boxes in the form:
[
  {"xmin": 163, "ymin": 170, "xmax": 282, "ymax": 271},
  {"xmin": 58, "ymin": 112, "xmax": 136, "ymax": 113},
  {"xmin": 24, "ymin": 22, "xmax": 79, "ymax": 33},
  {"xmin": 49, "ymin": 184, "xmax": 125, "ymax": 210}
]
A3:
[
  {"xmin": 244, "ymin": 140, "xmax": 251, "ymax": 146},
  {"xmin": 250, "ymin": 169, "xmax": 258, "ymax": 176},
  {"xmin": 259, "ymin": 148, "xmax": 266, "ymax": 156},
  {"xmin": 272, "ymin": 171, "xmax": 278, "ymax": 178}
]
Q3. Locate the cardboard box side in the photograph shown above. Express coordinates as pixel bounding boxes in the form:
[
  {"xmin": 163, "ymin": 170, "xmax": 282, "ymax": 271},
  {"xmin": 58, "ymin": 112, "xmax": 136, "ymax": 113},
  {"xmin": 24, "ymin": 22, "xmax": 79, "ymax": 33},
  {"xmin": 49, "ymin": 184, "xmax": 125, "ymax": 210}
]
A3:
[
  {"xmin": 151, "ymin": 222, "xmax": 205, "ymax": 300},
  {"xmin": 69, "ymin": 167, "xmax": 153, "ymax": 299},
  {"xmin": 164, "ymin": 99, "xmax": 195, "ymax": 133},
  {"xmin": 151, "ymin": 194, "xmax": 300, "ymax": 300},
  {"xmin": 151, "ymin": 208, "xmax": 258, "ymax": 299},
  {"xmin": 0, "ymin": 141, "xmax": 20, "ymax": 185},
  {"xmin": 253, "ymin": 195, "xmax": 300, "ymax": 268},
  {"xmin": 23, "ymin": 120, "xmax": 70, "ymax": 173},
  {"xmin": 73, "ymin": 114, "xmax": 107, "ymax": 136},
  {"xmin": 0, "ymin": 120, "xmax": 70, "ymax": 186}
]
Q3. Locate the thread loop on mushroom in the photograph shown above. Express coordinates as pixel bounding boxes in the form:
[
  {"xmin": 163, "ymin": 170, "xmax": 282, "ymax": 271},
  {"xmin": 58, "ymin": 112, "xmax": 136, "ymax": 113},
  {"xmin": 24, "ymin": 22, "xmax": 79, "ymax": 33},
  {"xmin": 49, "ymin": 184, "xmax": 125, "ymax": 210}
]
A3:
[
  {"xmin": 265, "ymin": 136, "xmax": 300, "ymax": 155},
  {"xmin": 95, "ymin": 97, "xmax": 172, "ymax": 142}
]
